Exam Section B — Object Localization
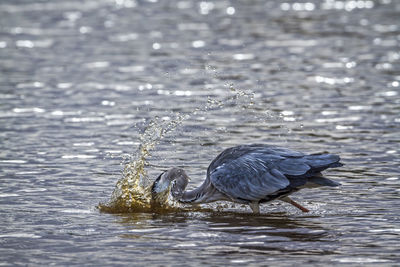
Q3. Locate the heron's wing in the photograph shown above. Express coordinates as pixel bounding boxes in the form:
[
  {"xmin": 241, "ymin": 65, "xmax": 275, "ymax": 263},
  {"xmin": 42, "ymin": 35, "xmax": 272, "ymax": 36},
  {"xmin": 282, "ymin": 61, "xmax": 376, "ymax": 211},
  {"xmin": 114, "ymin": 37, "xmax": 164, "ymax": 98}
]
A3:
[
  {"xmin": 208, "ymin": 145, "xmax": 341, "ymax": 202},
  {"xmin": 209, "ymin": 152, "xmax": 305, "ymax": 202}
]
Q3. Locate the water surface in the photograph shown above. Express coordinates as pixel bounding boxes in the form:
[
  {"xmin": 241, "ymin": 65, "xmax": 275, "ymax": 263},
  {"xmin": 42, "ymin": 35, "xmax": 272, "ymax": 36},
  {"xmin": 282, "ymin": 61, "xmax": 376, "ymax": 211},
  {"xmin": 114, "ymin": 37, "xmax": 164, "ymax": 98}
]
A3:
[{"xmin": 1, "ymin": 0, "xmax": 399, "ymax": 265}]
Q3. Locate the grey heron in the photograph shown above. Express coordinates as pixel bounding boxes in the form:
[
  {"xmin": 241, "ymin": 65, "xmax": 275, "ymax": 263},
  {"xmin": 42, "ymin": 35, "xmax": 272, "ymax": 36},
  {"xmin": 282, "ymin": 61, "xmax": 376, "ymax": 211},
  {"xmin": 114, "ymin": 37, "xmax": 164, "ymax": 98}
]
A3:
[{"xmin": 151, "ymin": 144, "xmax": 343, "ymax": 213}]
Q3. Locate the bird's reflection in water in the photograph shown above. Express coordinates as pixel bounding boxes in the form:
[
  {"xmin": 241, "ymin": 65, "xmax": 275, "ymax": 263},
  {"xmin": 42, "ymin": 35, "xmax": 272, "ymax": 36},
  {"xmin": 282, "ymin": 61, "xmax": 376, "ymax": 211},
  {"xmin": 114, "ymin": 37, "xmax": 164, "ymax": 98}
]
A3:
[
  {"xmin": 202, "ymin": 211, "xmax": 337, "ymax": 256},
  {"xmin": 114, "ymin": 209, "xmax": 335, "ymax": 254}
]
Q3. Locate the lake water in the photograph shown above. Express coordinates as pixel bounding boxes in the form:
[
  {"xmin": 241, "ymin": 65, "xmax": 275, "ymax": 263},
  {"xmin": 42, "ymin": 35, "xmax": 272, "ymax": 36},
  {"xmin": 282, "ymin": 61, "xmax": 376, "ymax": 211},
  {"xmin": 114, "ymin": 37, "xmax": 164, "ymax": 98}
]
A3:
[{"xmin": 1, "ymin": 0, "xmax": 400, "ymax": 265}]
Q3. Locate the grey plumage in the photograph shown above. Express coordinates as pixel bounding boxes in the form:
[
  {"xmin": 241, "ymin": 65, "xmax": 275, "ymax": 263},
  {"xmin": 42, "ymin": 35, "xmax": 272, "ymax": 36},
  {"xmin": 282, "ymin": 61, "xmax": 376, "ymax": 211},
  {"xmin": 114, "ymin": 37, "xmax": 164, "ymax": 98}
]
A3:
[{"xmin": 151, "ymin": 144, "xmax": 343, "ymax": 213}]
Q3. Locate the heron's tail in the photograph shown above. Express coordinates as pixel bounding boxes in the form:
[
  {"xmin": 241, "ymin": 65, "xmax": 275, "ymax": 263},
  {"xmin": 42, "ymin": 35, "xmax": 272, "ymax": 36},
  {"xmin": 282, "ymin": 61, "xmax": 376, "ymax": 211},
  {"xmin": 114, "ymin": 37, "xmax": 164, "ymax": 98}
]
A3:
[
  {"xmin": 304, "ymin": 153, "xmax": 343, "ymax": 172},
  {"xmin": 302, "ymin": 153, "xmax": 343, "ymax": 187}
]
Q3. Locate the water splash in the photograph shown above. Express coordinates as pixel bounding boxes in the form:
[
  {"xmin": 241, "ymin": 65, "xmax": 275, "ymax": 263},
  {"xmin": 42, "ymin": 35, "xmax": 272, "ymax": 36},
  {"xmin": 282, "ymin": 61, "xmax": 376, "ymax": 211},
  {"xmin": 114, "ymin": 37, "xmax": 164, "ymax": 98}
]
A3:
[{"xmin": 98, "ymin": 116, "xmax": 186, "ymax": 213}]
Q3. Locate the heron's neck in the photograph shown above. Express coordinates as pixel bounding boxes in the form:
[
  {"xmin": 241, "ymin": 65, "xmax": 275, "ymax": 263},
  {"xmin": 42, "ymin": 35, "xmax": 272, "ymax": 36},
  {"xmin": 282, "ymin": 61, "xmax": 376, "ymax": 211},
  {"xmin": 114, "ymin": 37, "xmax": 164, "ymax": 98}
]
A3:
[
  {"xmin": 179, "ymin": 177, "xmax": 225, "ymax": 204},
  {"xmin": 179, "ymin": 183, "xmax": 206, "ymax": 203}
]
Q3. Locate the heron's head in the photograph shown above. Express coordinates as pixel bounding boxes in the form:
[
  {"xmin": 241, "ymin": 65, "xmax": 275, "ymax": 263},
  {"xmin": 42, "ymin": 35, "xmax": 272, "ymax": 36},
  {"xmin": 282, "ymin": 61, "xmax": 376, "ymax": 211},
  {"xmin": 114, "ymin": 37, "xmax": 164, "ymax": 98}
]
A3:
[{"xmin": 151, "ymin": 167, "xmax": 189, "ymax": 203}]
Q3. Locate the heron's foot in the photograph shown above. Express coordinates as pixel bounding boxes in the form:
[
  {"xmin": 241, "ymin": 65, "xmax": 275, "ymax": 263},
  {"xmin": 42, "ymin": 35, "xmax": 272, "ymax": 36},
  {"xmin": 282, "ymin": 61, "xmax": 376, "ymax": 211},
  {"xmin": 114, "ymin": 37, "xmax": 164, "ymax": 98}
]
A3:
[
  {"xmin": 249, "ymin": 202, "xmax": 260, "ymax": 214},
  {"xmin": 281, "ymin": 197, "xmax": 310, "ymax": 212}
]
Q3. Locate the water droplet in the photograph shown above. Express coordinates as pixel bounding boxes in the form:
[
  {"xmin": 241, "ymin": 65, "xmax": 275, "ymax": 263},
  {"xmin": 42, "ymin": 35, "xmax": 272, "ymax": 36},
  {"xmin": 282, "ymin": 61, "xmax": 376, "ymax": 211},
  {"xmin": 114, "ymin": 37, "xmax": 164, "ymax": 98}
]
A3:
[{"xmin": 226, "ymin": 6, "xmax": 235, "ymax": 15}]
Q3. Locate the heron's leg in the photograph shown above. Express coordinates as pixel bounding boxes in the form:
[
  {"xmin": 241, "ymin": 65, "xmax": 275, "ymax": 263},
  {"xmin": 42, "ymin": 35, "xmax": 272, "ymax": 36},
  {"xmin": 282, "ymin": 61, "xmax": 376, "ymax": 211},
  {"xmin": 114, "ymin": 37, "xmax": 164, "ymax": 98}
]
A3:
[
  {"xmin": 281, "ymin": 197, "xmax": 310, "ymax": 212},
  {"xmin": 249, "ymin": 202, "xmax": 260, "ymax": 214}
]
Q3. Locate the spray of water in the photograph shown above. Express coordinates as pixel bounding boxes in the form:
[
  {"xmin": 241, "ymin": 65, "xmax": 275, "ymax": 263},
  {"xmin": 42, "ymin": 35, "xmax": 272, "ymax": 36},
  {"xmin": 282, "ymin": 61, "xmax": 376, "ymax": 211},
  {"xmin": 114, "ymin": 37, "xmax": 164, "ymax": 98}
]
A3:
[
  {"xmin": 98, "ymin": 116, "xmax": 186, "ymax": 213},
  {"xmin": 99, "ymin": 66, "xmax": 292, "ymax": 213}
]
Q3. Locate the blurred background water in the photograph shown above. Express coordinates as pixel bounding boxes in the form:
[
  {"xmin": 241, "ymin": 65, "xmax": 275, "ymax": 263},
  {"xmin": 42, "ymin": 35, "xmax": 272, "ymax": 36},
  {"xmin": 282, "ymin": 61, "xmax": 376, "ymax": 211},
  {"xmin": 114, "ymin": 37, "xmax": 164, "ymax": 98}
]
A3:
[{"xmin": 1, "ymin": 0, "xmax": 399, "ymax": 265}]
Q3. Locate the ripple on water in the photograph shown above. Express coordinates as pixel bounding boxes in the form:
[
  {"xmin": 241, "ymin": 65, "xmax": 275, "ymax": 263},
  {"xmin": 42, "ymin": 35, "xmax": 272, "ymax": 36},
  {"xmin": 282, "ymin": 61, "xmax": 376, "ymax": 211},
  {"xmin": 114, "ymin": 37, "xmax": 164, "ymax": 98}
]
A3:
[
  {"xmin": 61, "ymin": 154, "xmax": 97, "ymax": 159},
  {"xmin": 0, "ymin": 159, "xmax": 27, "ymax": 164},
  {"xmin": 1, "ymin": 0, "xmax": 400, "ymax": 265},
  {"xmin": 334, "ymin": 257, "xmax": 392, "ymax": 264},
  {"xmin": 60, "ymin": 209, "xmax": 92, "ymax": 214},
  {"xmin": 0, "ymin": 193, "xmax": 20, "ymax": 197},
  {"xmin": 0, "ymin": 233, "xmax": 41, "ymax": 239}
]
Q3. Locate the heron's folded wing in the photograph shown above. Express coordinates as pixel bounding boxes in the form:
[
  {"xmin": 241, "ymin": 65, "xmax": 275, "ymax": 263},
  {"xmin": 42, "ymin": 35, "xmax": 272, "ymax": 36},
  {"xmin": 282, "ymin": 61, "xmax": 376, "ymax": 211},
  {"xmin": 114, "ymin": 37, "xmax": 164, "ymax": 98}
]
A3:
[
  {"xmin": 276, "ymin": 158, "xmax": 311, "ymax": 176},
  {"xmin": 209, "ymin": 154, "xmax": 291, "ymax": 202}
]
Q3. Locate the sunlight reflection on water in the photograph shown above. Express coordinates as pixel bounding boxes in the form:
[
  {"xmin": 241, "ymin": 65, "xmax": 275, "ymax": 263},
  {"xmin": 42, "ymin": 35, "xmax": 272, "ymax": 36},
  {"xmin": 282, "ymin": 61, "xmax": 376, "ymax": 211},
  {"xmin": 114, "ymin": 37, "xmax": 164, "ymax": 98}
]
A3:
[{"xmin": 0, "ymin": 0, "xmax": 399, "ymax": 265}]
